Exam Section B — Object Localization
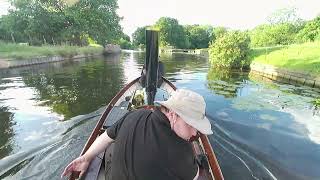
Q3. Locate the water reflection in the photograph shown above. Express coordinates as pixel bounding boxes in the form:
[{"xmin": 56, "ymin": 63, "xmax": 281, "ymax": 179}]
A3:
[
  {"xmin": 207, "ymin": 68, "xmax": 251, "ymax": 98},
  {"xmin": 0, "ymin": 106, "xmax": 15, "ymax": 159},
  {"xmin": 0, "ymin": 52, "xmax": 319, "ymax": 180},
  {"xmin": 204, "ymin": 68, "xmax": 320, "ymax": 179},
  {"xmin": 23, "ymin": 56, "xmax": 125, "ymax": 120}
]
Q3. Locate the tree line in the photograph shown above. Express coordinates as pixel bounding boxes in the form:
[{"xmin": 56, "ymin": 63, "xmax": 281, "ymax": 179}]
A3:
[
  {"xmin": 0, "ymin": 0, "xmax": 128, "ymax": 46},
  {"xmin": 1, "ymin": 2, "xmax": 319, "ymax": 64},
  {"xmin": 131, "ymin": 8, "xmax": 319, "ymax": 69},
  {"xmin": 132, "ymin": 18, "xmax": 219, "ymax": 49},
  {"xmin": 132, "ymin": 13, "xmax": 320, "ymax": 50}
]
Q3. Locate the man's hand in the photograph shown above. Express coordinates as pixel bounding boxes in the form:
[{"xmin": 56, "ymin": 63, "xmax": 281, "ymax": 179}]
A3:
[
  {"xmin": 61, "ymin": 132, "xmax": 114, "ymax": 178},
  {"xmin": 61, "ymin": 156, "xmax": 90, "ymax": 178}
]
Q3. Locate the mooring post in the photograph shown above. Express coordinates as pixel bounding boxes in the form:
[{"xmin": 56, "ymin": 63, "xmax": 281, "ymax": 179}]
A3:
[{"xmin": 145, "ymin": 30, "xmax": 159, "ymax": 105}]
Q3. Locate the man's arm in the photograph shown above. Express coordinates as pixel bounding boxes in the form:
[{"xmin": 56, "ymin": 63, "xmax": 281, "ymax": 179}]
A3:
[
  {"xmin": 83, "ymin": 132, "xmax": 114, "ymax": 161},
  {"xmin": 193, "ymin": 165, "xmax": 199, "ymax": 180},
  {"xmin": 61, "ymin": 132, "xmax": 114, "ymax": 177}
]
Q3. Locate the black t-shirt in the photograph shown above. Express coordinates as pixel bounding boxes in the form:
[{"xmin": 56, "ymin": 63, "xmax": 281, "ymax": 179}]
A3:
[{"xmin": 107, "ymin": 108, "xmax": 198, "ymax": 180}]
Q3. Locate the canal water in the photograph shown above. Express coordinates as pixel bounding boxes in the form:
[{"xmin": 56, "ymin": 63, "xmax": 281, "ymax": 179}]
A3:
[{"xmin": 0, "ymin": 52, "xmax": 319, "ymax": 180}]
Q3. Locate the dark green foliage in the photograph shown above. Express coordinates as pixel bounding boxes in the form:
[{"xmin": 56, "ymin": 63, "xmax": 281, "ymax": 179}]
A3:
[
  {"xmin": 185, "ymin": 25, "xmax": 212, "ymax": 49},
  {"xmin": 154, "ymin": 17, "xmax": 189, "ymax": 49},
  {"xmin": 133, "ymin": 22, "xmax": 215, "ymax": 49},
  {"xmin": 118, "ymin": 33, "xmax": 133, "ymax": 49},
  {"xmin": 209, "ymin": 31, "xmax": 251, "ymax": 69},
  {"xmin": 119, "ymin": 38, "xmax": 133, "ymax": 50},
  {"xmin": 0, "ymin": 0, "xmax": 122, "ymax": 45},
  {"xmin": 132, "ymin": 26, "xmax": 148, "ymax": 47}
]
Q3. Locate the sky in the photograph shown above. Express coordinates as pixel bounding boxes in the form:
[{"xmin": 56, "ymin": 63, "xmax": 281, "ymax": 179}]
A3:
[
  {"xmin": 0, "ymin": 0, "xmax": 10, "ymax": 16},
  {"xmin": 1, "ymin": 0, "xmax": 319, "ymax": 36},
  {"xmin": 117, "ymin": 0, "xmax": 320, "ymax": 35}
]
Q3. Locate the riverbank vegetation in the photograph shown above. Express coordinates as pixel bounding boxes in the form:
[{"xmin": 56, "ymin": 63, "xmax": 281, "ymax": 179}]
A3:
[
  {"xmin": 0, "ymin": 0, "xmax": 131, "ymax": 47},
  {"xmin": 250, "ymin": 42, "xmax": 320, "ymax": 75},
  {"xmin": 209, "ymin": 31, "xmax": 251, "ymax": 69},
  {"xmin": 1, "ymin": 1, "xmax": 320, "ymax": 73},
  {"xmin": 0, "ymin": 42, "xmax": 103, "ymax": 59},
  {"xmin": 131, "ymin": 8, "xmax": 320, "ymax": 72},
  {"xmin": 313, "ymin": 98, "xmax": 320, "ymax": 107}
]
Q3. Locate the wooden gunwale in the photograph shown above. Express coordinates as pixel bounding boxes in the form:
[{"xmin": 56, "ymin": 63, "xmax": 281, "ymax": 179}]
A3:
[{"xmin": 200, "ymin": 134, "xmax": 224, "ymax": 180}]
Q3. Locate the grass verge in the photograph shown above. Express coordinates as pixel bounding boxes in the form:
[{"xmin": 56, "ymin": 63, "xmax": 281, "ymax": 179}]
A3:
[
  {"xmin": 250, "ymin": 42, "xmax": 320, "ymax": 76},
  {"xmin": 0, "ymin": 42, "xmax": 103, "ymax": 60}
]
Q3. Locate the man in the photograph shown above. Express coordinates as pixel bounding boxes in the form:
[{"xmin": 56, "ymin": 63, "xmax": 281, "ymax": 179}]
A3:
[{"xmin": 62, "ymin": 89, "xmax": 213, "ymax": 180}]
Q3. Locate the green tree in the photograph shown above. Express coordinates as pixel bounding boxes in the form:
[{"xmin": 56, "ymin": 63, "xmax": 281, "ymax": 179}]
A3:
[
  {"xmin": 0, "ymin": 0, "xmax": 123, "ymax": 45},
  {"xmin": 0, "ymin": 106, "xmax": 14, "ymax": 159},
  {"xmin": 118, "ymin": 34, "xmax": 133, "ymax": 50},
  {"xmin": 250, "ymin": 23, "xmax": 299, "ymax": 47},
  {"xmin": 249, "ymin": 7, "xmax": 304, "ymax": 47},
  {"xmin": 132, "ymin": 26, "xmax": 148, "ymax": 47},
  {"xmin": 185, "ymin": 25, "xmax": 211, "ymax": 49},
  {"xmin": 67, "ymin": 0, "xmax": 123, "ymax": 45},
  {"xmin": 209, "ymin": 31, "xmax": 251, "ymax": 69},
  {"xmin": 296, "ymin": 16, "xmax": 320, "ymax": 42},
  {"xmin": 154, "ymin": 17, "xmax": 189, "ymax": 48},
  {"xmin": 212, "ymin": 27, "xmax": 227, "ymax": 40}
]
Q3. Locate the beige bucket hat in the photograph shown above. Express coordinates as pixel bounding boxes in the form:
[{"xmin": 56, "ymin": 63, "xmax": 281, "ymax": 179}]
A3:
[{"xmin": 156, "ymin": 89, "xmax": 213, "ymax": 134}]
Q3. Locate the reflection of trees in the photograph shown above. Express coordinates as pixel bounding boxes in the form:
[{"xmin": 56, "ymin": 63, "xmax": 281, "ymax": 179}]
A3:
[
  {"xmin": 313, "ymin": 98, "xmax": 320, "ymax": 107},
  {"xmin": 160, "ymin": 53, "xmax": 208, "ymax": 74},
  {"xmin": 132, "ymin": 52, "xmax": 146, "ymax": 65},
  {"xmin": 132, "ymin": 52, "xmax": 208, "ymax": 75},
  {"xmin": 206, "ymin": 67, "xmax": 249, "ymax": 98},
  {"xmin": 0, "ymin": 106, "xmax": 15, "ymax": 158},
  {"xmin": 23, "ymin": 59, "xmax": 124, "ymax": 120},
  {"xmin": 312, "ymin": 98, "xmax": 320, "ymax": 115}
]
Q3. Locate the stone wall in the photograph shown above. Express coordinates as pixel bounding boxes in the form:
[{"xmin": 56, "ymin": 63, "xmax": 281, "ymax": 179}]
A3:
[
  {"xmin": 250, "ymin": 62, "xmax": 320, "ymax": 88},
  {"xmin": 0, "ymin": 53, "xmax": 100, "ymax": 69}
]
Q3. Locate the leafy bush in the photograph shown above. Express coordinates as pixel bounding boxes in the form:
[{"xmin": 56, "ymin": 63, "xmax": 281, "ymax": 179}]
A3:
[
  {"xmin": 118, "ymin": 38, "xmax": 133, "ymax": 50},
  {"xmin": 209, "ymin": 31, "xmax": 251, "ymax": 69}
]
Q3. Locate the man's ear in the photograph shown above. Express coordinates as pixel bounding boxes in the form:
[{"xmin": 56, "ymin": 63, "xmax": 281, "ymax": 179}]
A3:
[
  {"xmin": 170, "ymin": 111, "xmax": 178, "ymax": 123},
  {"xmin": 170, "ymin": 111, "xmax": 175, "ymax": 118}
]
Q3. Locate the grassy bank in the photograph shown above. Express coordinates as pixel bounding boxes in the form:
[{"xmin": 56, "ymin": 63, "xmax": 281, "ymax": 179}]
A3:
[
  {"xmin": 250, "ymin": 42, "xmax": 320, "ymax": 76},
  {"xmin": 0, "ymin": 42, "xmax": 103, "ymax": 60}
]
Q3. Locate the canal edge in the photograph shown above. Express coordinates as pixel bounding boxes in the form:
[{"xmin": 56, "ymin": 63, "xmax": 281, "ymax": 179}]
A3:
[
  {"xmin": 250, "ymin": 62, "xmax": 320, "ymax": 89},
  {"xmin": 0, "ymin": 53, "xmax": 102, "ymax": 69}
]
